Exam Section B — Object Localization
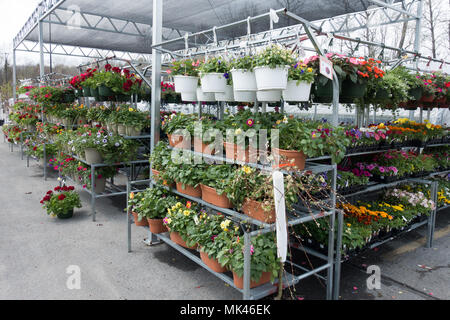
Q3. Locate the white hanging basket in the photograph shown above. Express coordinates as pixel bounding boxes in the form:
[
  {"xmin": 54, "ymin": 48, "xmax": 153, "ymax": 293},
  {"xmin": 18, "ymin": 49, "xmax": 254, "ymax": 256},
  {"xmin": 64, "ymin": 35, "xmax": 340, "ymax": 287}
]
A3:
[
  {"xmin": 200, "ymin": 73, "xmax": 227, "ymax": 93},
  {"xmin": 231, "ymin": 69, "xmax": 257, "ymax": 91},
  {"xmin": 282, "ymin": 80, "xmax": 312, "ymax": 102},
  {"xmin": 181, "ymin": 91, "xmax": 197, "ymax": 102},
  {"xmin": 215, "ymin": 85, "xmax": 234, "ymax": 102},
  {"xmin": 173, "ymin": 75, "xmax": 199, "ymax": 93},
  {"xmin": 196, "ymin": 87, "xmax": 216, "ymax": 102},
  {"xmin": 233, "ymin": 90, "xmax": 256, "ymax": 103},
  {"xmin": 254, "ymin": 65, "xmax": 289, "ymax": 91},
  {"xmin": 256, "ymin": 90, "xmax": 281, "ymax": 102}
]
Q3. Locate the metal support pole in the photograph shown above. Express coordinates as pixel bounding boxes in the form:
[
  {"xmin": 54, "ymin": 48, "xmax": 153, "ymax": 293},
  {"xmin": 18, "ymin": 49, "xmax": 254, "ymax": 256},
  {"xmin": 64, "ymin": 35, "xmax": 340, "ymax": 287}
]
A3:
[
  {"xmin": 333, "ymin": 204, "xmax": 344, "ymax": 299},
  {"xmin": 12, "ymin": 49, "xmax": 17, "ymax": 102},
  {"xmin": 313, "ymin": 104, "xmax": 318, "ymax": 121},
  {"xmin": 419, "ymin": 108, "xmax": 423, "ymax": 123},
  {"xmin": 38, "ymin": 21, "xmax": 45, "ymax": 79},
  {"xmin": 243, "ymin": 232, "xmax": 251, "ymax": 300},
  {"xmin": 326, "ymin": 165, "xmax": 337, "ymax": 300},
  {"xmin": 373, "ymin": 107, "xmax": 376, "ymax": 124},
  {"xmin": 91, "ymin": 164, "xmax": 96, "ymax": 222},
  {"xmin": 198, "ymin": 101, "xmax": 202, "ymax": 118},
  {"xmin": 427, "ymin": 108, "xmax": 431, "ymax": 121},
  {"xmin": 150, "ymin": 0, "xmax": 163, "ymax": 154},
  {"xmin": 261, "ymin": 102, "xmax": 267, "ymax": 113},
  {"xmin": 43, "ymin": 143, "xmax": 47, "ymax": 180},
  {"xmin": 331, "ymin": 74, "xmax": 339, "ymax": 126},
  {"xmin": 427, "ymin": 181, "xmax": 438, "ymax": 248},
  {"xmin": 127, "ymin": 180, "xmax": 132, "ymax": 252}
]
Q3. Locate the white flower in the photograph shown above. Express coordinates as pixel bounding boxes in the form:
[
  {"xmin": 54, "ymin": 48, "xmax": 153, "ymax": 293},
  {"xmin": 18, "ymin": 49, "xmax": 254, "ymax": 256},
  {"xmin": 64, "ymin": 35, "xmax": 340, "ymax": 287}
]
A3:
[
  {"xmin": 115, "ymin": 142, "xmax": 120, "ymax": 147},
  {"xmin": 102, "ymin": 139, "xmax": 107, "ymax": 143}
]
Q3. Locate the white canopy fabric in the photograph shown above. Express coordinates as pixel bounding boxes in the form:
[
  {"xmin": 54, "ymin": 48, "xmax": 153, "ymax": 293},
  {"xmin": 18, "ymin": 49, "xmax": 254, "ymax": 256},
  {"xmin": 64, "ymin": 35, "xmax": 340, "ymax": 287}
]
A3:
[{"xmin": 18, "ymin": 0, "xmax": 390, "ymax": 54}]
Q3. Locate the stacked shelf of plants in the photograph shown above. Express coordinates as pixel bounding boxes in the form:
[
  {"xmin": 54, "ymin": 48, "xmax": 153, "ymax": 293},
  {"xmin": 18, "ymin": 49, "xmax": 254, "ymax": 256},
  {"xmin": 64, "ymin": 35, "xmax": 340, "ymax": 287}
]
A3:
[
  {"xmin": 4, "ymin": 63, "xmax": 158, "ymax": 221},
  {"xmin": 124, "ymin": 45, "xmax": 449, "ymax": 299}
]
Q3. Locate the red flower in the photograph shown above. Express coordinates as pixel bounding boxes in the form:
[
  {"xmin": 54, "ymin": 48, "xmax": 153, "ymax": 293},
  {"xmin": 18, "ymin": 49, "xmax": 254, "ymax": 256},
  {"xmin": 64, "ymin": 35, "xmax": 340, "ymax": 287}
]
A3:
[
  {"xmin": 105, "ymin": 64, "xmax": 112, "ymax": 71},
  {"xmin": 58, "ymin": 194, "xmax": 66, "ymax": 201},
  {"xmin": 54, "ymin": 186, "xmax": 61, "ymax": 191},
  {"xmin": 68, "ymin": 186, "xmax": 75, "ymax": 191}
]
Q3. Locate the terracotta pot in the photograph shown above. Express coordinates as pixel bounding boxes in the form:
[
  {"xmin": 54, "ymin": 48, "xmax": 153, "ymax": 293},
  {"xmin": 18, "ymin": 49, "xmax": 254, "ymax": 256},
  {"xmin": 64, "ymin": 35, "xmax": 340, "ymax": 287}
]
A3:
[
  {"xmin": 132, "ymin": 211, "xmax": 148, "ymax": 226},
  {"xmin": 147, "ymin": 218, "xmax": 168, "ymax": 234},
  {"xmin": 176, "ymin": 182, "xmax": 202, "ymax": 198},
  {"xmin": 200, "ymin": 250, "xmax": 227, "ymax": 273},
  {"xmin": 273, "ymin": 148, "xmax": 306, "ymax": 170},
  {"xmin": 194, "ymin": 139, "xmax": 215, "ymax": 155},
  {"xmin": 224, "ymin": 141, "xmax": 258, "ymax": 163},
  {"xmin": 168, "ymin": 134, "xmax": 191, "ymax": 149},
  {"xmin": 200, "ymin": 184, "xmax": 232, "ymax": 208},
  {"xmin": 170, "ymin": 231, "xmax": 198, "ymax": 249},
  {"xmin": 153, "ymin": 169, "xmax": 175, "ymax": 187},
  {"xmin": 241, "ymin": 199, "xmax": 276, "ymax": 223},
  {"xmin": 232, "ymin": 271, "xmax": 272, "ymax": 289},
  {"xmin": 420, "ymin": 94, "xmax": 434, "ymax": 103}
]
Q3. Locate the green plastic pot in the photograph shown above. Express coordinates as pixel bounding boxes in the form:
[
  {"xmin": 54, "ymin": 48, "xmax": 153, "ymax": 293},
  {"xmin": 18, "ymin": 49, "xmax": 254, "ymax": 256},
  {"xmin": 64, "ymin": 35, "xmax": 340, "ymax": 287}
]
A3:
[
  {"xmin": 373, "ymin": 88, "xmax": 390, "ymax": 102},
  {"xmin": 82, "ymin": 86, "xmax": 91, "ymax": 97},
  {"xmin": 312, "ymin": 75, "xmax": 343, "ymax": 103},
  {"xmin": 340, "ymin": 79, "xmax": 367, "ymax": 103},
  {"xmin": 57, "ymin": 208, "xmax": 74, "ymax": 219},
  {"xmin": 98, "ymin": 85, "xmax": 114, "ymax": 98},
  {"xmin": 409, "ymin": 87, "xmax": 423, "ymax": 101},
  {"xmin": 63, "ymin": 93, "xmax": 75, "ymax": 103}
]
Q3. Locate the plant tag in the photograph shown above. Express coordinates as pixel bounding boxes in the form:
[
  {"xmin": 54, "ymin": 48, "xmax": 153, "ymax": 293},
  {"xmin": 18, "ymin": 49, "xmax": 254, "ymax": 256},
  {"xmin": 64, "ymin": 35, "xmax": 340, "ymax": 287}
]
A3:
[
  {"xmin": 319, "ymin": 56, "xmax": 333, "ymax": 80},
  {"xmin": 273, "ymin": 170, "xmax": 287, "ymax": 263}
]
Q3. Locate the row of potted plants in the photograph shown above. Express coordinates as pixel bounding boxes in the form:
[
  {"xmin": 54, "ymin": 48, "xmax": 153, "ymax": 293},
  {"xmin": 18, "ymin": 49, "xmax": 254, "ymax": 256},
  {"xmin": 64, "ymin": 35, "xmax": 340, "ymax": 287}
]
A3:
[{"xmin": 127, "ymin": 188, "xmax": 281, "ymax": 289}]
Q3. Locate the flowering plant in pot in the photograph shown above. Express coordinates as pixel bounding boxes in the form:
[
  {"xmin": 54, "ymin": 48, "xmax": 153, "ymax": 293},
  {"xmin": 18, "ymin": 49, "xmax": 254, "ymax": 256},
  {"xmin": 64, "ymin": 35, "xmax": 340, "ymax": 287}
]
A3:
[
  {"xmin": 115, "ymin": 106, "xmax": 149, "ymax": 136},
  {"xmin": 389, "ymin": 66, "xmax": 424, "ymax": 102},
  {"xmin": 161, "ymin": 113, "xmax": 196, "ymax": 148},
  {"xmin": 198, "ymin": 57, "xmax": 230, "ymax": 93},
  {"xmin": 133, "ymin": 187, "xmax": 178, "ymax": 233},
  {"xmin": 227, "ymin": 165, "xmax": 298, "ymax": 223},
  {"xmin": 197, "ymin": 212, "xmax": 239, "ymax": 273},
  {"xmin": 417, "ymin": 73, "xmax": 436, "ymax": 102},
  {"xmin": 253, "ymin": 45, "xmax": 295, "ymax": 91},
  {"xmin": 75, "ymin": 163, "xmax": 117, "ymax": 193},
  {"xmin": 40, "ymin": 185, "xmax": 82, "ymax": 219},
  {"xmin": 364, "ymin": 71, "xmax": 409, "ymax": 110},
  {"xmin": 168, "ymin": 59, "xmax": 201, "ymax": 93},
  {"xmin": 273, "ymin": 118, "xmax": 350, "ymax": 168},
  {"xmin": 230, "ymin": 55, "xmax": 257, "ymax": 91},
  {"xmin": 166, "ymin": 153, "xmax": 207, "ymax": 198},
  {"xmin": 199, "ymin": 164, "xmax": 237, "ymax": 208},
  {"xmin": 149, "ymin": 141, "xmax": 175, "ymax": 185},
  {"xmin": 283, "ymin": 61, "xmax": 315, "ymax": 103},
  {"xmin": 163, "ymin": 201, "xmax": 199, "ymax": 249},
  {"xmin": 127, "ymin": 191, "xmax": 148, "ymax": 226},
  {"xmin": 430, "ymin": 71, "xmax": 450, "ymax": 104},
  {"xmin": 226, "ymin": 232, "xmax": 281, "ymax": 288}
]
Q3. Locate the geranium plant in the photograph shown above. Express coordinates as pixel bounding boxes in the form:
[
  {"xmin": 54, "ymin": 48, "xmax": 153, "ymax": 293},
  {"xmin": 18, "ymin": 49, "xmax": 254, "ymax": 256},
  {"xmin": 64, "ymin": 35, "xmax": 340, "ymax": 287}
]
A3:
[{"xmin": 40, "ymin": 185, "xmax": 82, "ymax": 218}]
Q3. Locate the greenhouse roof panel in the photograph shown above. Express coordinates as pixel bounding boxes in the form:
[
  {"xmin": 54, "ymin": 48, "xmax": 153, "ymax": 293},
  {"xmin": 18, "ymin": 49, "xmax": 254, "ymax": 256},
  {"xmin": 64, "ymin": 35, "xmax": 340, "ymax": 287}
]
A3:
[{"xmin": 15, "ymin": 0, "xmax": 402, "ymax": 54}]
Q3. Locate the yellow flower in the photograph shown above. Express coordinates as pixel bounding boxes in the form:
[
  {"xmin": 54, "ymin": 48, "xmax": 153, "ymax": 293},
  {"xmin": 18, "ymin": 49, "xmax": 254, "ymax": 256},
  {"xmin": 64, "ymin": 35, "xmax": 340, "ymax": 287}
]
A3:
[
  {"xmin": 129, "ymin": 192, "xmax": 135, "ymax": 199},
  {"xmin": 166, "ymin": 218, "xmax": 172, "ymax": 224},
  {"xmin": 378, "ymin": 123, "xmax": 385, "ymax": 129},
  {"xmin": 129, "ymin": 107, "xmax": 134, "ymax": 112},
  {"xmin": 235, "ymin": 226, "xmax": 239, "ymax": 232},
  {"xmin": 426, "ymin": 123, "xmax": 432, "ymax": 129},
  {"xmin": 183, "ymin": 210, "xmax": 190, "ymax": 216},
  {"xmin": 242, "ymin": 166, "xmax": 252, "ymax": 174},
  {"xmin": 235, "ymin": 128, "xmax": 242, "ymax": 135},
  {"xmin": 220, "ymin": 219, "xmax": 231, "ymax": 231},
  {"xmin": 346, "ymin": 223, "xmax": 351, "ymax": 227},
  {"xmin": 175, "ymin": 202, "xmax": 182, "ymax": 208},
  {"xmin": 276, "ymin": 120, "xmax": 281, "ymax": 125},
  {"xmin": 307, "ymin": 67, "xmax": 313, "ymax": 73}
]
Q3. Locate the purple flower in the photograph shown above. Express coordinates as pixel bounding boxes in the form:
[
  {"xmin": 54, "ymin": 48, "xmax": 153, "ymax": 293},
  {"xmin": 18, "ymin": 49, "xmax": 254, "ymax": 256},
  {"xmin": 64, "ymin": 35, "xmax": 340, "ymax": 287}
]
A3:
[{"xmin": 223, "ymin": 72, "xmax": 229, "ymax": 79}]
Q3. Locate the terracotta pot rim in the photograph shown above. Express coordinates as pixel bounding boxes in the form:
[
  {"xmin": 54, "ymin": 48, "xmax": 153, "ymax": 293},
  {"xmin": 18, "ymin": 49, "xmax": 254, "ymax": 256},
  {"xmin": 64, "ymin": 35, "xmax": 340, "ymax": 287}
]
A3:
[{"xmin": 273, "ymin": 147, "xmax": 305, "ymax": 155}]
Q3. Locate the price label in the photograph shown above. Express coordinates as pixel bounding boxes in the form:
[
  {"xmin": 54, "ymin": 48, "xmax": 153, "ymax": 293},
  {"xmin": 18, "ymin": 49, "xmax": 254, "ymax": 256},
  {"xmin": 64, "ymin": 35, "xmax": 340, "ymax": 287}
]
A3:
[{"xmin": 320, "ymin": 55, "xmax": 333, "ymax": 80}]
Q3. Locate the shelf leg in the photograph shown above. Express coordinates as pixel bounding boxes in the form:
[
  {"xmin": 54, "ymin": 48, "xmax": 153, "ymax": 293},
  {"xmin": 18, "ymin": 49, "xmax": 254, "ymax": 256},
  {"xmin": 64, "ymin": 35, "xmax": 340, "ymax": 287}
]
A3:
[
  {"xmin": 243, "ymin": 232, "xmax": 251, "ymax": 300},
  {"xmin": 427, "ymin": 181, "xmax": 438, "ymax": 248},
  {"xmin": 127, "ymin": 181, "xmax": 132, "ymax": 252},
  {"xmin": 91, "ymin": 164, "xmax": 96, "ymax": 222},
  {"xmin": 43, "ymin": 143, "xmax": 47, "ymax": 181},
  {"xmin": 333, "ymin": 208, "xmax": 344, "ymax": 300},
  {"xmin": 326, "ymin": 166, "xmax": 337, "ymax": 300}
]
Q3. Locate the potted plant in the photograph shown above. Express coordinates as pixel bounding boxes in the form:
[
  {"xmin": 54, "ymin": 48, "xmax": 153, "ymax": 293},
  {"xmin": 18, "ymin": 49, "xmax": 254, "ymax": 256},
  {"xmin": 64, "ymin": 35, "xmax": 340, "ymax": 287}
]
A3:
[
  {"xmin": 198, "ymin": 57, "xmax": 229, "ymax": 93},
  {"xmin": 227, "ymin": 166, "xmax": 298, "ymax": 223},
  {"xmin": 253, "ymin": 45, "xmax": 295, "ymax": 91},
  {"xmin": 40, "ymin": 185, "xmax": 82, "ymax": 219},
  {"xmin": 161, "ymin": 113, "xmax": 195, "ymax": 149},
  {"xmin": 199, "ymin": 164, "xmax": 236, "ymax": 208},
  {"xmin": 225, "ymin": 233, "xmax": 281, "ymax": 289},
  {"xmin": 168, "ymin": 59, "xmax": 200, "ymax": 93},
  {"xmin": 231, "ymin": 55, "xmax": 257, "ymax": 92},
  {"xmin": 163, "ymin": 201, "xmax": 198, "ymax": 249},
  {"xmin": 166, "ymin": 154, "xmax": 206, "ymax": 198},
  {"xmin": 127, "ymin": 191, "xmax": 148, "ymax": 226},
  {"xmin": 215, "ymin": 74, "xmax": 234, "ymax": 101},
  {"xmin": 365, "ymin": 70, "xmax": 409, "ymax": 110},
  {"xmin": 190, "ymin": 213, "xmax": 232, "ymax": 273},
  {"xmin": 135, "ymin": 187, "xmax": 177, "ymax": 233},
  {"xmin": 149, "ymin": 141, "xmax": 175, "ymax": 186},
  {"xmin": 282, "ymin": 61, "xmax": 315, "ymax": 102}
]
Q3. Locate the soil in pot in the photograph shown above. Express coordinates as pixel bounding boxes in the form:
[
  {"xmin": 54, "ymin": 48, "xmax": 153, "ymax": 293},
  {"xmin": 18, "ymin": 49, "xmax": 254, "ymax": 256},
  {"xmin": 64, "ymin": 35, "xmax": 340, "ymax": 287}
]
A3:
[
  {"xmin": 200, "ymin": 184, "xmax": 232, "ymax": 208},
  {"xmin": 170, "ymin": 231, "xmax": 198, "ymax": 249},
  {"xmin": 147, "ymin": 218, "xmax": 168, "ymax": 234},
  {"xmin": 132, "ymin": 211, "xmax": 149, "ymax": 226},
  {"xmin": 232, "ymin": 271, "xmax": 272, "ymax": 289},
  {"xmin": 176, "ymin": 182, "xmax": 202, "ymax": 198},
  {"xmin": 241, "ymin": 199, "xmax": 276, "ymax": 223},
  {"xmin": 273, "ymin": 148, "xmax": 306, "ymax": 170},
  {"xmin": 200, "ymin": 250, "xmax": 227, "ymax": 273}
]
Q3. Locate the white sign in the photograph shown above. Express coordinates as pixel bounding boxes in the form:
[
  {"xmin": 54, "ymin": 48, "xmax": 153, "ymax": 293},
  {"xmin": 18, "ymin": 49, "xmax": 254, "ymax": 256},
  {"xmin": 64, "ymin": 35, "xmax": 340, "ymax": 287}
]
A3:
[
  {"xmin": 320, "ymin": 55, "xmax": 333, "ymax": 80},
  {"xmin": 273, "ymin": 170, "xmax": 287, "ymax": 262}
]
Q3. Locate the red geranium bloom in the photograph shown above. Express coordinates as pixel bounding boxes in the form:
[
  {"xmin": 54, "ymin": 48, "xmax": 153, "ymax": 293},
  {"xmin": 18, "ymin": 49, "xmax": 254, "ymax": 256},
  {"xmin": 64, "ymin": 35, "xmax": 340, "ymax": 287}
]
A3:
[
  {"xmin": 54, "ymin": 186, "xmax": 61, "ymax": 191},
  {"xmin": 58, "ymin": 194, "xmax": 66, "ymax": 201}
]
